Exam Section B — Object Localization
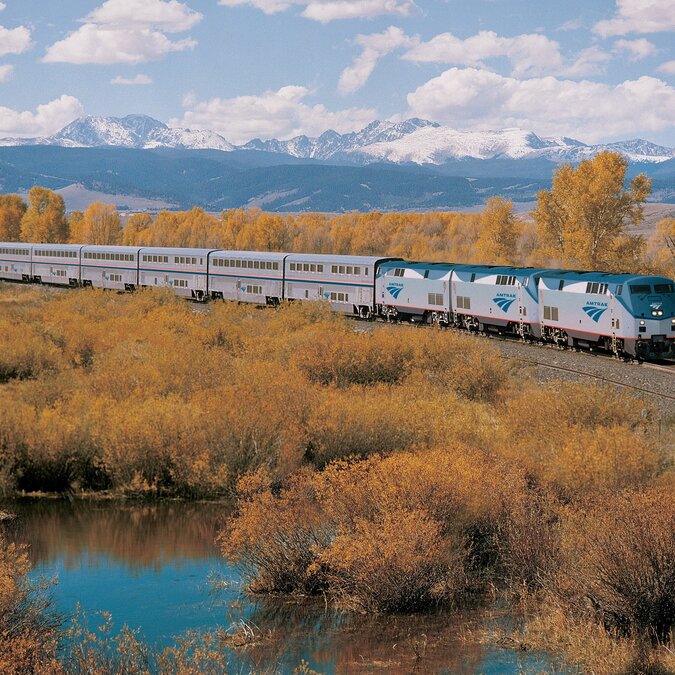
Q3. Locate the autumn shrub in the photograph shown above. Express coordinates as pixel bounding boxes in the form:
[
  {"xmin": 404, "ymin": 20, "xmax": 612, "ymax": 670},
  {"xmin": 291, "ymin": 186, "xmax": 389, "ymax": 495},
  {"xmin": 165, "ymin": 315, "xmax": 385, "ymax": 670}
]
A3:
[
  {"xmin": 316, "ymin": 508, "xmax": 465, "ymax": 612},
  {"xmin": 223, "ymin": 448, "xmax": 524, "ymax": 611},
  {"xmin": 0, "ymin": 320, "xmax": 63, "ymax": 382},
  {"xmin": 0, "ymin": 533, "xmax": 61, "ymax": 673},
  {"xmin": 494, "ymin": 382, "xmax": 662, "ymax": 497},
  {"xmin": 553, "ymin": 489, "xmax": 675, "ymax": 642},
  {"xmin": 293, "ymin": 327, "xmax": 413, "ymax": 387}
]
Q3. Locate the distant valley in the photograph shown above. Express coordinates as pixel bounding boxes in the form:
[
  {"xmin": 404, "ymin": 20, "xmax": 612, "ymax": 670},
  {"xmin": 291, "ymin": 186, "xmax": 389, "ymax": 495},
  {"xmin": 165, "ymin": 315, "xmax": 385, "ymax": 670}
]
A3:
[{"xmin": 1, "ymin": 114, "xmax": 674, "ymax": 211}]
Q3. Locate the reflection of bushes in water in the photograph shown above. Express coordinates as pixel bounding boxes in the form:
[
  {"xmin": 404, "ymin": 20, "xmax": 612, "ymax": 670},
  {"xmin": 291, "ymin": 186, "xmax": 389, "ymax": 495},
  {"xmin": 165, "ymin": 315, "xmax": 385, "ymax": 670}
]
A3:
[{"xmin": 7, "ymin": 500, "xmax": 229, "ymax": 569}]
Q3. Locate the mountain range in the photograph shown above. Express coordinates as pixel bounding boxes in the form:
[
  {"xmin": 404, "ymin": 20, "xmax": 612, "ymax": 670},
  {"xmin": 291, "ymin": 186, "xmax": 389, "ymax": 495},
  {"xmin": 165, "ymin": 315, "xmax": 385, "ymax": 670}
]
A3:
[
  {"xmin": 1, "ymin": 114, "xmax": 674, "ymax": 211},
  {"xmin": 2, "ymin": 114, "xmax": 674, "ymax": 165}
]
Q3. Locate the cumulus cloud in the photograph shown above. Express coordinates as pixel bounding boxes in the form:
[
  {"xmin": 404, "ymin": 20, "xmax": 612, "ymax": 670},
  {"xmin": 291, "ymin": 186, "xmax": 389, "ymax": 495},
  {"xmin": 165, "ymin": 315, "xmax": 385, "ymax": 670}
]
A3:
[
  {"xmin": 43, "ymin": 0, "xmax": 200, "ymax": 64},
  {"xmin": 0, "ymin": 64, "xmax": 12, "ymax": 82},
  {"xmin": 339, "ymin": 26, "xmax": 417, "ymax": 95},
  {"xmin": 406, "ymin": 67, "xmax": 675, "ymax": 142},
  {"xmin": 403, "ymin": 30, "xmax": 610, "ymax": 78},
  {"xmin": 658, "ymin": 59, "xmax": 675, "ymax": 74},
  {"xmin": 111, "ymin": 73, "xmax": 153, "ymax": 85},
  {"xmin": 594, "ymin": 0, "xmax": 675, "ymax": 37},
  {"xmin": 0, "ymin": 95, "xmax": 84, "ymax": 138},
  {"xmin": 0, "ymin": 24, "xmax": 32, "ymax": 57},
  {"xmin": 614, "ymin": 38, "xmax": 658, "ymax": 60},
  {"xmin": 217, "ymin": 0, "xmax": 415, "ymax": 22},
  {"xmin": 172, "ymin": 85, "xmax": 377, "ymax": 144}
]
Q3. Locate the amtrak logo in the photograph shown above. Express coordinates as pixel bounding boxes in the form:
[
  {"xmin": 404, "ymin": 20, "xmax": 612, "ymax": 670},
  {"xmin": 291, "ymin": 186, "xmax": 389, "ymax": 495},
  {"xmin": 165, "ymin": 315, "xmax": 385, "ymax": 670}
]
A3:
[
  {"xmin": 323, "ymin": 291, "xmax": 330, "ymax": 299},
  {"xmin": 493, "ymin": 296, "xmax": 515, "ymax": 312},
  {"xmin": 386, "ymin": 284, "xmax": 404, "ymax": 299},
  {"xmin": 583, "ymin": 305, "xmax": 608, "ymax": 322}
]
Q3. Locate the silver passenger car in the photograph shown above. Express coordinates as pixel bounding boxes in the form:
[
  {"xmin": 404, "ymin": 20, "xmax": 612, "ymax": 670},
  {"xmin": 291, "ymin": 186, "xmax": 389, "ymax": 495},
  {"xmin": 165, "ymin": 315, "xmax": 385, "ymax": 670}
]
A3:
[
  {"xmin": 209, "ymin": 250, "xmax": 285, "ymax": 304},
  {"xmin": 0, "ymin": 243, "xmax": 32, "ymax": 282},
  {"xmin": 284, "ymin": 253, "xmax": 394, "ymax": 317},
  {"xmin": 31, "ymin": 244, "xmax": 82, "ymax": 286},
  {"xmin": 81, "ymin": 245, "xmax": 141, "ymax": 291},
  {"xmin": 138, "ymin": 247, "xmax": 215, "ymax": 299}
]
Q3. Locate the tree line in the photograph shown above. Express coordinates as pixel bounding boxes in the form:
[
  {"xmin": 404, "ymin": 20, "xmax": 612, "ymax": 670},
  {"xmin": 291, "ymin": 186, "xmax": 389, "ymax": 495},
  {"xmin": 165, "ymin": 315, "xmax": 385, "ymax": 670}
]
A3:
[{"xmin": 0, "ymin": 152, "xmax": 673, "ymax": 276}]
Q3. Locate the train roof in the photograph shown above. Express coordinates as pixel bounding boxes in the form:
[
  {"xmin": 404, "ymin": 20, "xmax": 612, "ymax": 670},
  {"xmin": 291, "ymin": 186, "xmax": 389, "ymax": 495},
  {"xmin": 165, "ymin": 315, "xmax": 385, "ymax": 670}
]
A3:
[
  {"xmin": 211, "ymin": 250, "xmax": 286, "ymax": 259},
  {"xmin": 285, "ymin": 253, "xmax": 398, "ymax": 264},
  {"xmin": 81, "ymin": 245, "xmax": 142, "ymax": 252},
  {"xmin": 537, "ymin": 270, "xmax": 674, "ymax": 285},
  {"xmin": 378, "ymin": 260, "xmax": 456, "ymax": 272},
  {"xmin": 137, "ymin": 247, "xmax": 217, "ymax": 255}
]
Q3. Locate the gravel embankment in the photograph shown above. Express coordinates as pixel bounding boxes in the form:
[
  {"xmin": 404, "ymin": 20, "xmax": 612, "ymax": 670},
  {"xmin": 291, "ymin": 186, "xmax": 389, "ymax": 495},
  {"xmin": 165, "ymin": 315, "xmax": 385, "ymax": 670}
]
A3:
[{"xmin": 492, "ymin": 336, "xmax": 675, "ymax": 415}]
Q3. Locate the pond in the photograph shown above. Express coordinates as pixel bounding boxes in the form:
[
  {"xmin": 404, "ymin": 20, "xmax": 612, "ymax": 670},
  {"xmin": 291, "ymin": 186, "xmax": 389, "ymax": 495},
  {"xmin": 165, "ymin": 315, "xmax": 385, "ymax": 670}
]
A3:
[{"xmin": 4, "ymin": 499, "xmax": 569, "ymax": 673}]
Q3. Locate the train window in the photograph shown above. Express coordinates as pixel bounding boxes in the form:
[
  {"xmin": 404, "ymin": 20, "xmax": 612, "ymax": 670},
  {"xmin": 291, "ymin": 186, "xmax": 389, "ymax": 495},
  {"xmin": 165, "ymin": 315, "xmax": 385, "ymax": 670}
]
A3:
[
  {"xmin": 110, "ymin": 273, "xmax": 122, "ymax": 282},
  {"xmin": 318, "ymin": 265, "xmax": 323, "ymax": 273},
  {"xmin": 655, "ymin": 283, "xmax": 674, "ymax": 294},
  {"xmin": 254, "ymin": 261, "xmax": 260, "ymax": 269},
  {"xmin": 346, "ymin": 266, "xmax": 353, "ymax": 275},
  {"xmin": 290, "ymin": 263, "xmax": 295, "ymax": 271},
  {"xmin": 331, "ymin": 265, "xmax": 338, "ymax": 274},
  {"xmin": 394, "ymin": 268, "xmax": 404, "ymax": 277},
  {"xmin": 424, "ymin": 270, "xmax": 430, "ymax": 279},
  {"xmin": 522, "ymin": 306, "xmax": 527, "ymax": 317},
  {"xmin": 305, "ymin": 290, "xmax": 309, "ymax": 298},
  {"xmin": 354, "ymin": 267, "xmax": 360, "ymax": 275},
  {"xmin": 273, "ymin": 262, "xmax": 279, "ymax": 270},
  {"xmin": 303, "ymin": 264, "xmax": 310, "ymax": 272},
  {"xmin": 365, "ymin": 268, "xmax": 369, "ymax": 276},
  {"xmin": 470, "ymin": 273, "xmax": 476, "ymax": 282},
  {"xmin": 630, "ymin": 284, "xmax": 651, "ymax": 295},
  {"xmin": 310, "ymin": 264, "xmax": 316, "ymax": 273},
  {"xmin": 337, "ymin": 265, "xmax": 344, "ymax": 274}
]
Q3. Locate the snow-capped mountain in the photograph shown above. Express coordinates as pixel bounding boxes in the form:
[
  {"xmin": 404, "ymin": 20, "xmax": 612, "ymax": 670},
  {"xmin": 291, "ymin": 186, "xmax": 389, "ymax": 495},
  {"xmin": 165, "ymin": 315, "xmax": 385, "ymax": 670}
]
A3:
[
  {"xmin": 241, "ymin": 118, "xmax": 439, "ymax": 159},
  {"xmin": 0, "ymin": 114, "xmax": 235, "ymax": 151},
  {"xmin": 1, "ymin": 114, "xmax": 673, "ymax": 165}
]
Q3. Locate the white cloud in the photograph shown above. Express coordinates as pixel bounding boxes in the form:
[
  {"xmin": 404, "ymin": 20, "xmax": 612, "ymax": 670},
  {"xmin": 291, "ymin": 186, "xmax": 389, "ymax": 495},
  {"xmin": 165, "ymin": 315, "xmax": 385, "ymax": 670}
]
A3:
[
  {"xmin": 594, "ymin": 0, "xmax": 675, "ymax": 37},
  {"xmin": 614, "ymin": 38, "xmax": 657, "ymax": 60},
  {"xmin": 0, "ymin": 24, "xmax": 32, "ymax": 57},
  {"xmin": 87, "ymin": 0, "xmax": 201, "ymax": 32},
  {"xmin": 403, "ymin": 30, "xmax": 610, "ymax": 79},
  {"xmin": 173, "ymin": 85, "xmax": 377, "ymax": 144},
  {"xmin": 217, "ymin": 0, "xmax": 415, "ymax": 22},
  {"xmin": 658, "ymin": 59, "xmax": 675, "ymax": 74},
  {"xmin": 0, "ymin": 95, "xmax": 84, "ymax": 138},
  {"xmin": 339, "ymin": 26, "xmax": 416, "ymax": 95},
  {"xmin": 43, "ymin": 0, "xmax": 200, "ymax": 65},
  {"xmin": 406, "ymin": 67, "xmax": 675, "ymax": 142},
  {"xmin": 111, "ymin": 74, "xmax": 153, "ymax": 85},
  {"xmin": 0, "ymin": 64, "xmax": 12, "ymax": 82}
]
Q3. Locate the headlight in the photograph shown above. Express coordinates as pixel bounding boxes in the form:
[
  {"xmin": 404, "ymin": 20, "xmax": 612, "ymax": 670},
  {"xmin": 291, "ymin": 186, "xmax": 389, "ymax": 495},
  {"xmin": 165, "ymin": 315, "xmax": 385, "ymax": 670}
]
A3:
[
  {"xmin": 640, "ymin": 320, "xmax": 645, "ymax": 325},
  {"xmin": 651, "ymin": 310, "xmax": 664, "ymax": 317}
]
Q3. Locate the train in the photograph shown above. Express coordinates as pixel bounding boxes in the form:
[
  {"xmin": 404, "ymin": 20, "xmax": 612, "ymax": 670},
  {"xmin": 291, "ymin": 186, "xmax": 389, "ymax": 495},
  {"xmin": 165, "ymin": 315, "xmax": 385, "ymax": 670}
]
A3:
[{"xmin": 1, "ymin": 241, "xmax": 673, "ymax": 361}]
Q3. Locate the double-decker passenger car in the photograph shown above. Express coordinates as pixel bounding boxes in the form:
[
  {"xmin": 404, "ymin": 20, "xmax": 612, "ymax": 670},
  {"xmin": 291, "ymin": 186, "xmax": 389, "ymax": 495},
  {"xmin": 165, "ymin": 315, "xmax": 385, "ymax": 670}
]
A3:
[
  {"xmin": 285, "ymin": 254, "xmax": 397, "ymax": 318},
  {"xmin": 81, "ymin": 245, "xmax": 141, "ymax": 291},
  {"xmin": 0, "ymin": 243, "xmax": 32, "ymax": 282},
  {"xmin": 138, "ymin": 247, "xmax": 214, "ymax": 299},
  {"xmin": 31, "ymin": 244, "xmax": 82, "ymax": 286},
  {"xmin": 209, "ymin": 250, "xmax": 285, "ymax": 305}
]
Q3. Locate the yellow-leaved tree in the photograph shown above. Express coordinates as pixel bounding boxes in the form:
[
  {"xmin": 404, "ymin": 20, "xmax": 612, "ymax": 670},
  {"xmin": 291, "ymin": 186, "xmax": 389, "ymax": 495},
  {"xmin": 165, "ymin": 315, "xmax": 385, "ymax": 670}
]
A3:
[
  {"xmin": 534, "ymin": 151, "xmax": 651, "ymax": 271},
  {"xmin": 0, "ymin": 195, "xmax": 27, "ymax": 241},
  {"xmin": 19, "ymin": 187, "xmax": 69, "ymax": 243},
  {"xmin": 474, "ymin": 197, "xmax": 520, "ymax": 264},
  {"xmin": 69, "ymin": 202, "xmax": 121, "ymax": 244}
]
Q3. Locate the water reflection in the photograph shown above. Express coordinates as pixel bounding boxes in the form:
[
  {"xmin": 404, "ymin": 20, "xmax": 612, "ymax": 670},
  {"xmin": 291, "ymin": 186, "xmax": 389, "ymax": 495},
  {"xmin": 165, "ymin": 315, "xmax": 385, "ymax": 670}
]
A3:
[{"xmin": 3, "ymin": 499, "xmax": 568, "ymax": 673}]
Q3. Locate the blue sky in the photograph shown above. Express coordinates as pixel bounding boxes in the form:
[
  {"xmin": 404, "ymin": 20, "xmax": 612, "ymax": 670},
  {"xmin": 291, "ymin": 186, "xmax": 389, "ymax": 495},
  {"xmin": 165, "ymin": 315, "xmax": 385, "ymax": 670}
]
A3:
[{"xmin": 1, "ymin": 0, "xmax": 675, "ymax": 145}]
